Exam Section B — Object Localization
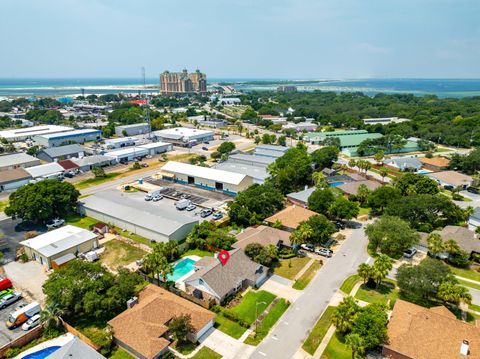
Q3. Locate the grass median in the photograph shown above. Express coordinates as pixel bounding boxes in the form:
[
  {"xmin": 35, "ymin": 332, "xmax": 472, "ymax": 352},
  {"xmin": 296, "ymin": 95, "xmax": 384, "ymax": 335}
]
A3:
[
  {"xmin": 293, "ymin": 260, "xmax": 321, "ymax": 290},
  {"xmin": 302, "ymin": 306, "xmax": 335, "ymax": 355},
  {"xmin": 244, "ymin": 299, "xmax": 290, "ymax": 345}
]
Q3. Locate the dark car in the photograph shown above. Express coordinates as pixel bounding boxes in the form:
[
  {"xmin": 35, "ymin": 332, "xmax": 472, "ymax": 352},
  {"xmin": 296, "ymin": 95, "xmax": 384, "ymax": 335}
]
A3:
[
  {"xmin": 467, "ymin": 187, "xmax": 480, "ymax": 194},
  {"xmin": 335, "ymin": 221, "xmax": 346, "ymax": 230},
  {"xmin": 202, "ymin": 146, "xmax": 208, "ymax": 151}
]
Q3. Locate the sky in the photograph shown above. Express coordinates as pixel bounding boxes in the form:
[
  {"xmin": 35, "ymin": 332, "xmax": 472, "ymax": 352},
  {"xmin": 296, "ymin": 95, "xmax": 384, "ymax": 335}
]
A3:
[{"xmin": 2, "ymin": 0, "xmax": 480, "ymax": 79}]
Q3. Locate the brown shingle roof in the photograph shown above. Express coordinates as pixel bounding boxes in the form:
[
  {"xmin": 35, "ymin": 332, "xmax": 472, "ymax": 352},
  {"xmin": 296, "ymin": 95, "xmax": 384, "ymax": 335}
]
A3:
[
  {"xmin": 108, "ymin": 284, "xmax": 215, "ymax": 359},
  {"xmin": 385, "ymin": 299, "xmax": 480, "ymax": 359},
  {"xmin": 338, "ymin": 180, "xmax": 381, "ymax": 196},
  {"xmin": 0, "ymin": 167, "xmax": 31, "ymax": 185},
  {"xmin": 419, "ymin": 156, "xmax": 450, "ymax": 168},
  {"xmin": 234, "ymin": 225, "xmax": 291, "ymax": 249},
  {"xmin": 58, "ymin": 159, "xmax": 80, "ymax": 171},
  {"xmin": 265, "ymin": 205, "xmax": 318, "ymax": 230},
  {"xmin": 427, "ymin": 171, "xmax": 473, "ymax": 187}
]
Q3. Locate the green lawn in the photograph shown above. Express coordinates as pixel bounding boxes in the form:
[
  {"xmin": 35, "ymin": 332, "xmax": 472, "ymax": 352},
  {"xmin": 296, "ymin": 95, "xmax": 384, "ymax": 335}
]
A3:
[
  {"xmin": 273, "ymin": 257, "xmax": 311, "ymax": 280},
  {"xmin": 101, "ymin": 240, "xmax": 147, "ymax": 268},
  {"xmin": 302, "ymin": 306, "xmax": 335, "ymax": 355},
  {"xmin": 339, "ymin": 275, "xmax": 361, "ymax": 295},
  {"xmin": 321, "ymin": 332, "xmax": 351, "ymax": 359},
  {"xmin": 226, "ymin": 290, "xmax": 276, "ymax": 325},
  {"xmin": 116, "ymin": 228, "xmax": 153, "ymax": 248},
  {"xmin": 469, "ymin": 303, "xmax": 480, "ymax": 312},
  {"xmin": 293, "ymin": 260, "xmax": 321, "ymax": 290},
  {"xmin": 109, "ymin": 347, "xmax": 135, "ymax": 359},
  {"xmin": 182, "ymin": 249, "xmax": 214, "ymax": 258},
  {"xmin": 214, "ymin": 315, "xmax": 246, "ymax": 339},
  {"xmin": 0, "ymin": 200, "xmax": 8, "ymax": 213},
  {"xmin": 75, "ymin": 172, "xmax": 121, "ymax": 189},
  {"xmin": 358, "ymin": 207, "xmax": 371, "ymax": 216},
  {"xmin": 450, "ymin": 266, "xmax": 480, "ymax": 282},
  {"xmin": 189, "ymin": 347, "xmax": 222, "ymax": 359},
  {"xmin": 244, "ymin": 299, "xmax": 290, "ymax": 345},
  {"xmin": 355, "ymin": 281, "xmax": 398, "ymax": 308},
  {"xmin": 458, "ymin": 278, "xmax": 480, "ymax": 290},
  {"xmin": 65, "ymin": 214, "xmax": 99, "ymax": 230}
]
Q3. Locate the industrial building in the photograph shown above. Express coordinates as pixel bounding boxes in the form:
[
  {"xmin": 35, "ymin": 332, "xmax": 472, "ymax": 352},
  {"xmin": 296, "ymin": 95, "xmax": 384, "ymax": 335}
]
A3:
[
  {"xmin": 25, "ymin": 162, "xmax": 64, "ymax": 180},
  {"xmin": 34, "ymin": 129, "xmax": 102, "ymax": 147},
  {"xmin": 36, "ymin": 144, "xmax": 85, "ymax": 162},
  {"xmin": 104, "ymin": 147, "xmax": 148, "ymax": 162},
  {"xmin": 0, "ymin": 125, "xmax": 73, "ymax": 142},
  {"xmin": 161, "ymin": 161, "xmax": 253, "ymax": 195},
  {"xmin": 79, "ymin": 191, "xmax": 198, "ymax": 242},
  {"xmin": 253, "ymin": 144, "xmax": 289, "ymax": 159},
  {"xmin": 214, "ymin": 153, "xmax": 274, "ymax": 184},
  {"xmin": 0, "ymin": 168, "xmax": 32, "ymax": 192},
  {"xmin": 20, "ymin": 225, "xmax": 99, "ymax": 269},
  {"xmin": 138, "ymin": 142, "xmax": 172, "ymax": 156},
  {"xmin": 362, "ymin": 117, "xmax": 410, "ymax": 125},
  {"xmin": 153, "ymin": 127, "xmax": 214, "ymax": 146},
  {"xmin": 72, "ymin": 155, "xmax": 118, "ymax": 171},
  {"xmin": 115, "ymin": 123, "xmax": 150, "ymax": 137},
  {"xmin": 0, "ymin": 152, "xmax": 40, "ymax": 170},
  {"xmin": 104, "ymin": 137, "xmax": 136, "ymax": 149}
]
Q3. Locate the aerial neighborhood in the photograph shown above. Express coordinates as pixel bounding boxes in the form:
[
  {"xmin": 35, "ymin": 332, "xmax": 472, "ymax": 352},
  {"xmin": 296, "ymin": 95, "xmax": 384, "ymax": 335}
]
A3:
[{"xmin": 1, "ymin": 71, "xmax": 480, "ymax": 359}]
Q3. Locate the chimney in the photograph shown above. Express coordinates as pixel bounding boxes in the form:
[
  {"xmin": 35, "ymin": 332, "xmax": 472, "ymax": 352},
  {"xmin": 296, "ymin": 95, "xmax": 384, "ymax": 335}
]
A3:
[{"xmin": 460, "ymin": 340, "xmax": 469, "ymax": 356}]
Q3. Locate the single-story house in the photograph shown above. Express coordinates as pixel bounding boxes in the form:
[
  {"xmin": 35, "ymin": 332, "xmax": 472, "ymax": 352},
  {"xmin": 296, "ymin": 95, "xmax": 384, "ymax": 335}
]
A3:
[
  {"xmin": 36, "ymin": 144, "xmax": 85, "ymax": 162},
  {"xmin": 79, "ymin": 191, "xmax": 198, "ymax": 242},
  {"xmin": 324, "ymin": 173, "xmax": 364, "ymax": 185},
  {"xmin": 286, "ymin": 187, "xmax": 316, "ymax": 207},
  {"xmin": 385, "ymin": 156, "xmax": 423, "ymax": 172},
  {"xmin": 418, "ymin": 225, "xmax": 479, "ymax": 256},
  {"xmin": 427, "ymin": 171, "xmax": 473, "ymax": 189},
  {"xmin": 184, "ymin": 249, "xmax": 268, "ymax": 305},
  {"xmin": 25, "ymin": 162, "xmax": 65, "ymax": 180},
  {"xmin": 20, "ymin": 225, "xmax": 99, "ymax": 269},
  {"xmin": 419, "ymin": 156, "xmax": 450, "ymax": 172},
  {"xmin": 47, "ymin": 337, "xmax": 106, "ymax": 359},
  {"xmin": 0, "ymin": 167, "xmax": 32, "ymax": 192},
  {"xmin": 233, "ymin": 225, "xmax": 292, "ymax": 249},
  {"xmin": 72, "ymin": 155, "xmax": 118, "ymax": 171},
  {"xmin": 0, "ymin": 152, "xmax": 40, "ymax": 171},
  {"xmin": 264, "ymin": 205, "xmax": 318, "ymax": 232},
  {"xmin": 383, "ymin": 299, "xmax": 480, "ymax": 359},
  {"xmin": 338, "ymin": 180, "xmax": 381, "ymax": 196},
  {"xmin": 108, "ymin": 284, "xmax": 215, "ymax": 359},
  {"xmin": 469, "ymin": 207, "xmax": 480, "ymax": 232}
]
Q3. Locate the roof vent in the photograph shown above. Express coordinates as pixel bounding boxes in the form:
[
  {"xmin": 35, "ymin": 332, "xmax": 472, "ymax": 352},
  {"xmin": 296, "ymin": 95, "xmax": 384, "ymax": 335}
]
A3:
[
  {"xmin": 127, "ymin": 296, "xmax": 138, "ymax": 309},
  {"xmin": 461, "ymin": 339, "xmax": 469, "ymax": 356}
]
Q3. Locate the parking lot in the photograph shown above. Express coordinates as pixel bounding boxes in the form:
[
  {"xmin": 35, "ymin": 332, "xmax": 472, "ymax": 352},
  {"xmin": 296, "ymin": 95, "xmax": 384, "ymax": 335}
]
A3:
[{"xmin": 0, "ymin": 296, "xmax": 32, "ymax": 348}]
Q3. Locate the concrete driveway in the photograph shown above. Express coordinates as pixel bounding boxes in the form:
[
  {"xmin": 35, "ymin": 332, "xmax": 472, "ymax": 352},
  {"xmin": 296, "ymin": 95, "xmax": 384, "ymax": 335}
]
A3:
[
  {"xmin": 259, "ymin": 275, "xmax": 301, "ymax": 303},
  {"xmin": 3, "ymin": 261, "xmax": 48, "ymax": 304},
  {"xmin": 199, "ymin": 328, "xmax": 256, "ymax": 359},
  {"xmin": 249, "ymin": 223, "xmax": 370, "ymax": 359}
]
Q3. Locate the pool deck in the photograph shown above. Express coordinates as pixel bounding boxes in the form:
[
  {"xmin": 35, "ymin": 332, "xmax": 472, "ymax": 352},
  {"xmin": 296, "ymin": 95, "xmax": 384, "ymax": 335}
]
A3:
[
  {"xmin": 173, "ymin": 255, "xmax": 201, "ymax": 291},
  {"xmin": 16, "ymin": 333, "xmax": 74, "ymax": 359}
]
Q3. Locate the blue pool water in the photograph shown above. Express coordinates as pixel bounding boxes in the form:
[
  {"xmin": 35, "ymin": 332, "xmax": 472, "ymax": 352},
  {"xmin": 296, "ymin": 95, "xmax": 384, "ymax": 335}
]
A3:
[
  {"xmin": 167, "ymin": 258, "xmax": 197, "ymax": 282},
  {"xmin": 416, "ymin": 169, "xmax": 432, "ymax": 175},
  {"xmin": 23, "ymin": 346, "xmax": 61, "ymax": 359},
  {"xmin": 329, "ymin": 181, "xmax": 346, "ymax": 187}
]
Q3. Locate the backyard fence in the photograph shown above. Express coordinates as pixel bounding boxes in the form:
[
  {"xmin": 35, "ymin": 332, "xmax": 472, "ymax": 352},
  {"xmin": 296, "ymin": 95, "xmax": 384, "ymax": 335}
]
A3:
[{"xmin": 0, "ymin": 325, "xmax": 43, "ymax": 357}]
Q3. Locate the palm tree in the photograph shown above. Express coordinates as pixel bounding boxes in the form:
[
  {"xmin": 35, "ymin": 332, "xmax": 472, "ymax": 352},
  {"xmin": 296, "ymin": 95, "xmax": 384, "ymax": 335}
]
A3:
[
  {"xmin": 312, "ymin": 171, "xmax": 326, "ymax": 187},
  {"xmin": 438, "ymin": 279, "xmax": 472, "ymax": 306},
  {"xmin": 374, "ymin": 150, "xmax": 385, "ymax": 165},
  {"xmin": 348, "ymin": 159, "xmax": 357, "ymax": 170},
  {"xmin": 345, "ymin": 333, "xmax": 364, "ymax": 359},
  {"xmin": 356, "ymin": 184, "xmax": 370, "ymax": 206},
  {"xmin": 40, "ymin": 302, "xmax": 64, "ymax": 328},
  {"xmin": 357, "ymin": 263, "xmax": 371, "ymax": 284},
  {"xmin": 158, "ymin": 256, "xmax": 174, "ymax": 282},
  {"xmin": 379, "ymin": 167, "xmax": 389, "ymax": 183},
  {"xmin": 331, "ymin": 296, "xmax": 359, "ymax": 334},
  {"xmin": 290, "ymin": 224, "xmax": 314, "ymax": 245},
  {"xmin": 143, "ymin": 251, "xmax": 166, "ymax": 282},
  {"xmin": 427, "ymin": 233, "xmax": 444, "ymax": 257},
  {"xmin": 444, "ymin": 239, "xmax": 461, "ymax": 255},
  {"xmin": 371, "ymin": 254, "xmax": 393, "ymax": 287}
]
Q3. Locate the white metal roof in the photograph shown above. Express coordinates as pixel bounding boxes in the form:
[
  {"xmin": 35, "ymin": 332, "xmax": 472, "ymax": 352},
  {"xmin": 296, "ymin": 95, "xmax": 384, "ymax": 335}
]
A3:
[
  {"xmin": 25, "ymin": 162, "xmax": 64, "ymax": 178},
  {"xmin": 138, "ymin": 142, "xmax": 171, "ymax": 149},
  {"xmin": 154, "ymin": 127, "xmax": 213, "ymax": 138},
  {"xmin": 105, "ymin": 137, "xmax": 136, "ymax": 144},
  {"xmin": 20, "ymin": 225, "xmax": 97, "ymax": 257},
  {"xmin": 0, "ymin": 125, "xmax": 73, "ymax": 140},
  {"xmin": 36, "ymin": 128, "xmax": 101, "ymax": 140},
  {"xmin": 162, "ymin": 161, "xmax": 248, "ymax": 185},
  {"xmin": 0, "ymin": 153, "xmax": 38, "ymax": 167},
  {"xmin": 105, "ymin": 147, "xmax": 148, "ymax": 157}
]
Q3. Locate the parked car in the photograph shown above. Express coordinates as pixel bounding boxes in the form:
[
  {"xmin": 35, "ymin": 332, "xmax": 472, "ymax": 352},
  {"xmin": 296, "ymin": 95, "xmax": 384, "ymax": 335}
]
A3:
[
  {"xmin": 335, "ymin": 221, "xmax": 346, "ymax": 230},
  {"xmin": 181, "ymin": 194, "xmax": 191, "ymax": 199},
  {"xmin": 144, "ymin": 194, "xmax": 153, "ymax": 201},
  {"xmin": 300, "ymin": 244, "xmax": 315, "ymax": 252},
  {"xmin": 200, "ymin": 208, "xmax": 213, "ymax": 218},
  {"xmin": 0, "ymin": 288, "xmax": 13, "ymax": 300},
  {"xmin": 46, "ymin": 218, "xmax": 64, "ymax": 229},
  {"xmin": 403, "ymin": 247, "xmax": 418, "ymax": 258},
  {"xmin": 186, "ymin": 204, "xmax": 196, "ymax": 211},
  {"xmin": 443, "ymin": 185, "xmax": 454, "ymax": 191},
  {"xmin": 22, "ymin": 314, "xmax": 40, "ymax": 331},
  {"xmin": 152, "ymin": 194, "xmax": 163, "ymax": 201},
  {"xmin": 467, "ymin": 187, "xmax": 480, "ymax": 194},
  {"xmin": 203, "ymin": 141, "xmax": 210, "ymax": 144},
  {"xmin": 212, "ymin": 212, "xmax": 223, "ymax": 220},
  {"xmin": 202, "ymin": 147, "xmax": 208, "ymax": 151},
  {"xmin": 315, "ymin": 248, "xmax": 332, "ymax": 258},
  {"xmin": 0, "ymin": 292, "xmax": 22, "ymax": 309},
  {"xmin": 64, "ymin": 172, "xmax": 74, "ymax": 178},
  {"xmin": 0, "ymin": 277, "xmax": 13, "ymax": 291}
]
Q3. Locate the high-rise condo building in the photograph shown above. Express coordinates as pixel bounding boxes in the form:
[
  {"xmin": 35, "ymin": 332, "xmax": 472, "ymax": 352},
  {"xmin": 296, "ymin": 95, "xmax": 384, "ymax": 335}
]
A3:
[{"xmin": 160, "ymin": 69, "xmax": 207, "ymax": 94}]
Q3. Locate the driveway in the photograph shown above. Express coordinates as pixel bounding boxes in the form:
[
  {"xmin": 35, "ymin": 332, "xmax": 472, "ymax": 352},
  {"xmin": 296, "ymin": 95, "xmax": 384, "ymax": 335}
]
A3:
[
  {"xmin": 259, "ymin": 275, "xmax": 301, "ymax": 303},
  {"xmin": 199, "ymin": 328, "xmax": 256, "ymax": 359},
  {"xmin": 3, "ymin": 261, "xmax": 48, "ymax": 304},
  {"xmin": 0, "ymin": 218, "xmax": 46, "ymax": 264},
  {"xmin": 249, "ymin": 224, "xmax": 370, "ymax": 359}
]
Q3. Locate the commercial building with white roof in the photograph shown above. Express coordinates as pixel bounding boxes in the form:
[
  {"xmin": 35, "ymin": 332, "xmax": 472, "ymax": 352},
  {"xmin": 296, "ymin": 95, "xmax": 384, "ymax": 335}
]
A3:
[
  {"xmin": 0, "ymin": 125, "xmax": 73, "ymax": 142},
  {"xmin": 0, "ymin": 152, "xmax": 40, "ymax": 171},
  {"xmin": 25, "ymin": 162, "xmax": 65, "ymax": 179},
  {"xmin": 104, "ymin": 147, "xmax": 149, "ymax": 162},
  {"xmin": 115, "ymin": 122, "xmax": 150, "ymax": 137},
  {"xmin": 20, "ymin": 225, "xmax": 99, "ymax": 268},
  {"xmin": 138, "ymin": 142, "xmax": 173, "ymax": 155},
  {"xmin": 33, "ymin": 128, "xmax": 102, "ymax": 147},
  {"xmin": 161, "ymin": 161, "xmax": 253, "ymax": 195},
  {"xmin": 153, "ymin": 127, "xmax": 214, "ymax": 146},
  {"xmin": 104, "ymin": 137, "xmax": 136, "ymax": 149}
]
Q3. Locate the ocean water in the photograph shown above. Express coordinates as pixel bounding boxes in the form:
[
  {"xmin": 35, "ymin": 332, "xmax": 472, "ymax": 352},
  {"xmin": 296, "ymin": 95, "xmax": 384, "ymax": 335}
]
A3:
[{"xmin": 1, "ymin": 78, "xmax": 480, "ymax": 98}]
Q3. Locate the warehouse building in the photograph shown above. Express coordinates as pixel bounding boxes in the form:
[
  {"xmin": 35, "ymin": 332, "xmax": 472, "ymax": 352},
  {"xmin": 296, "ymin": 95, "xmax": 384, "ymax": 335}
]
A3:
[
  {"xmin": 214, "ymin": 153, "xmax": 274, "ymax": 184},
  {"xmin": 79, "ymin": 191, "xmax": 198, "ymax": 242},
  {"xmin": 0, "ymin": 168, "xmax": 32, "ymax": 192},
  {"xmin": 25, "ymin": 162, "xmax": 64, "ymax": 180},
  {"xmin": 36, "ymin": 144, "xmax": 85, "ymax": 162},
  {"xmin": 72, "ymin": 155, "xmax": 118, "ymax": 171},
  {"xmin": 20, "ymin": 225, "xmax": 99, "ymax": 269},
  {"xmin": 105, "ymin": 137, "xmax": 136, "ymax": 149},
  {"xmin": 153, "ymin": 127, "xmax": 214, "ymax": 146},
  {"xmin": 253, "ymin": 144, "xmax": 289, "ymax": 159},
  {"xmin": 115, "ymin": 123, "xmax": 150, "ymax": 137},
  {"xmin": 34, "ymin": 129, "xmax": 102, "ymax": 147},
  {"xmin": 0, "ymin": 153, "xmax": 40, "ymax": 171},
  {"xmin": 161, "ymin": 161, "xmax": 253, "ymax": 195},
  {"xmin": 0, "ymin": 125, "xmax": 72, "ymax": 142},
  {"xmin": 138, "ymin": 142, "xmax": 172, "ymax": 156},
  {"xmin": 104, "ymin": 147, "xmax": 149, "ymax": 162}
]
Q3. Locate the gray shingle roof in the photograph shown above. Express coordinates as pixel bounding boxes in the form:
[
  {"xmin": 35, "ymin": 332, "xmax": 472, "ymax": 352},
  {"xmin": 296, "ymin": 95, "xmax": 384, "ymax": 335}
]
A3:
[
  {"xmin": 46, "ymin": 337, "xmax": 106, "ymax": 358},
  {"xmin": 39, "ymin": 144, "xmax": 84, "ymax": 158},
  {"xmin": 287, "ymin": 187, "xmax": 316, "ymax": 205},
  {"xmin": 385, "ymin": 157, "xmax": 422, "ymax": 170},
  {"xmin": 0, "ymin": 152, "xmax": 38, "ymax": 167}
]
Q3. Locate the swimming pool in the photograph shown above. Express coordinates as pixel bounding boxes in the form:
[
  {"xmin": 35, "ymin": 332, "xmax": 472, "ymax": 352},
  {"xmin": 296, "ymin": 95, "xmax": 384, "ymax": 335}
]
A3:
[
  {"xmin": 23, "ymin": 346, "xmax": 61, "ymax": 359},
  {"xmin": 329, "ymin": 181, "xmax": 346, "ymax": 187},
  {"xmin": 416, "ymin": 169, "xmax": 432, "ymax": 175},
  {"xmin": 168, "ymin": 257, "xmax": 197, "ymax": 282}
]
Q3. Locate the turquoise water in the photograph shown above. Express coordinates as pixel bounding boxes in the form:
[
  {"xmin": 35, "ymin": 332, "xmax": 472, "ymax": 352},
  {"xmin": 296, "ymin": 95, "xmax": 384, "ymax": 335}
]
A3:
[
  {"xmin": 329, "ymin": 181, "xmax": 346, "ymax": 187},
  {"xmin": 23, "ymin": 346, "xmax": 61, "ymax": 359},
  {"xmin": 417, "ymin": 169, "xmax": 432, "ymax": 175},
  {"xmin": 167, "ymin": 258, "xmax": 196, "ymax": 282}
]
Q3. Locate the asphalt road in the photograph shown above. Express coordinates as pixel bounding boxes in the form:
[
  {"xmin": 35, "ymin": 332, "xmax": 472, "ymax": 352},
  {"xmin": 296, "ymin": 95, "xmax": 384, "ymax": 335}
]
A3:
[{"xmin": 249, "ymin": 223, "xmax": 370, "ymax": 359}]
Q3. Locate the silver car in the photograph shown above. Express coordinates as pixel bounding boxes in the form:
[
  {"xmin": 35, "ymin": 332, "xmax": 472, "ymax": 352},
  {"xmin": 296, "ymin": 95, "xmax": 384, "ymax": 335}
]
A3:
[{"xmin": 0, "ymin": 292, "xmax": 22, "ymax": 309}]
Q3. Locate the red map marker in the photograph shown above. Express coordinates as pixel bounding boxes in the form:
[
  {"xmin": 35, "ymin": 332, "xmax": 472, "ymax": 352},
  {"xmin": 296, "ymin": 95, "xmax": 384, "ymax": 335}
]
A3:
[{"xmin": 218, "ymin": 250, "xmax": 230, "ymax": 266}]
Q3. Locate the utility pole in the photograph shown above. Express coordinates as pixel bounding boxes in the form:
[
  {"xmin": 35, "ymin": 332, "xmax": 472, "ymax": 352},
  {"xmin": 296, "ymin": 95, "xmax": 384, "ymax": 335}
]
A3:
[{"xmin": 142, "ymin": 66, "xmax": 151, "ymax": 140}]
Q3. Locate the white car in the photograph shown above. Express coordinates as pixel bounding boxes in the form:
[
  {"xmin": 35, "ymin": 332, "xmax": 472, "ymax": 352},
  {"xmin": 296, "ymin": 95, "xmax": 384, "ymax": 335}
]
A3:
[
  {"xmin": 186, "ymin": 204, "xmax": 196, "ymax": 211},
  {"xmin": 144, "ymin": 194, "xmax": 153, "ymax": 201},
  {"xmin": 315, "ymin": 248, "xmax": 332, "ymax": 258},
  {"xmin": 0, "ymin": 292, "xmax": 22, "ymax": 309},
  {"xmin": 46, "ymin": 218, "xmax": 65, "ymax": 229},
  {"xmin": 22, "ymin": 314, "xmax": 40, "ymax": 331},
  {"xmin": 152, "ymin": 195, "xmax": 163, "ymax": 202}
]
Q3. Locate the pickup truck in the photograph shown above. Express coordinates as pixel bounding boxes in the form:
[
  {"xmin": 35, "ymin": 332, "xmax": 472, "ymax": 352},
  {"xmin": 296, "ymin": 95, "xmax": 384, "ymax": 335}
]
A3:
[{"xmin": 176, "ymin": 199, "xmax": 191, "ymax": 210}]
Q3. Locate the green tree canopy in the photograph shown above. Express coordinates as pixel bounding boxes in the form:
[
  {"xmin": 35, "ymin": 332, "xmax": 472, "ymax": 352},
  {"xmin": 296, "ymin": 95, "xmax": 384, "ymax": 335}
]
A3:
[
  {"xmin": 217, "ymin": 141, "xmax": 236, "ymax": 154},
  {"xmin": 267, "ymin": 147, "xmax": 312, "ymax": 194},
  {"xmin": 329, "ymin": 197, "xmax": 359, "ymax": 220},
  {"xmin": 367, "ymin": 186, "xmax": 401, "ymax": 215},
  {"xmin": 307, "ymin": 188, "xmax": 335, "ymax": 215},
  {"xmin": 393, "ymin": 173, "xmax": 440, "ymax": 196},
  {"xmin": 310, "ymin": 146, "xmax": 339, "ymax": 170}
]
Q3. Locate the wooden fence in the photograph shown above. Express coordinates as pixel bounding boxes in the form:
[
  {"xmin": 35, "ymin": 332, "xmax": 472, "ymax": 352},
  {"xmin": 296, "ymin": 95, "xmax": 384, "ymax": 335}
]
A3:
[
  {"xmin": 60, "ymin": 318, "xmax": 101, "ymax": 351},
  {"xmin": 0, "ymin": 325, "xmax": 43, "ymax": 357}
]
